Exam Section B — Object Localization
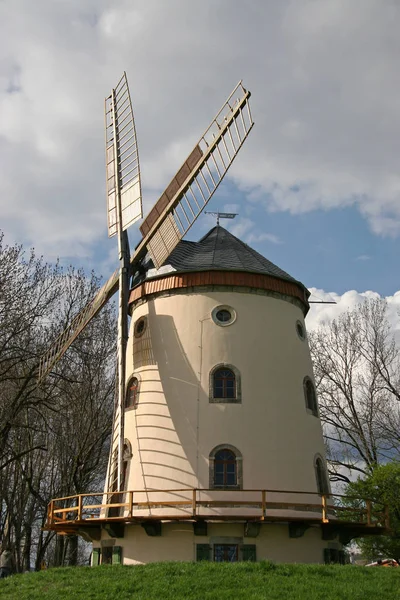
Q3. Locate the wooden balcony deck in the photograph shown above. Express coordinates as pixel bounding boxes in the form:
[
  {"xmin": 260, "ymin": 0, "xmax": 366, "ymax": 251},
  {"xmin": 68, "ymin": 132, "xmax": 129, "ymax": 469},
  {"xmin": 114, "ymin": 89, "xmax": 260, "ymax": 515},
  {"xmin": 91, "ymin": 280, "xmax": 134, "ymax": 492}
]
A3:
[{"xmin": 45, "ymin": 488, "xmax": 390, "ymax": 539}]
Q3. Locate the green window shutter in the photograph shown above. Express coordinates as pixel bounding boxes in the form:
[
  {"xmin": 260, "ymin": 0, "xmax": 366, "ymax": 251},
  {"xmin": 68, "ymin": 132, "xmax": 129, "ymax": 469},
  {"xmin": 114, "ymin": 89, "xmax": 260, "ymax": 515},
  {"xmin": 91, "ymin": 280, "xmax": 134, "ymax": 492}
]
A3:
[
  {"xmin": 242, "ymin": 545, "xmax": 256, "ymax": 562},
  {"xmin": 112, "ymin": 546, "xmax": 122, "ymax": 565},
  {"xmin": 196, "ymin": 544, "xmax": 211, "ymax": 561},
  {"xmin": 92, "ymin": 548, "xmax": 100, "ymax": 566}
]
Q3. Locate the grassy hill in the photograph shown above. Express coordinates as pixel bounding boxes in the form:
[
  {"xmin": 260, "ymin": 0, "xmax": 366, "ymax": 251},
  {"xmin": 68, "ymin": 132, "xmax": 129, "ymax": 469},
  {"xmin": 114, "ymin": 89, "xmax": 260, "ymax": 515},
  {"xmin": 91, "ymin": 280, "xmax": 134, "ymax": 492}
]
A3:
[{"xmin": 0, "ymin": 561, "xmax": 399, "ymax": 600}]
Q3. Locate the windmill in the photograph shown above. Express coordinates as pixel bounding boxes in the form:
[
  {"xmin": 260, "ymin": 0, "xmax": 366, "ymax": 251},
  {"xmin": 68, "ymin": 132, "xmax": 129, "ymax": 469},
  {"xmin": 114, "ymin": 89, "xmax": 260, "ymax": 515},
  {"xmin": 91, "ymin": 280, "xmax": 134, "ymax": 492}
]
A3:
[
  {"xmin": 42, "ymin": 75, "xmax": 389, "ymax": 566},
  {"xmin": 38, "ymin": 74, "xmax": 254, "ymax": 493}
]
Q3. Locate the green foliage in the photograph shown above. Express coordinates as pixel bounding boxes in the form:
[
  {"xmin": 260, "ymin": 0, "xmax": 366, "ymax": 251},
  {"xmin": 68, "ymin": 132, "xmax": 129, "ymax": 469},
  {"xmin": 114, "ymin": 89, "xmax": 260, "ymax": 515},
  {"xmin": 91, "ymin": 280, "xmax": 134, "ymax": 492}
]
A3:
[
  {"xmin": 0, "ymin": 562, "xmax": 399, "ymax": 600},
  {"xmin": 344, "ymin": 462, "xmax": 400, "ymax": 561}
]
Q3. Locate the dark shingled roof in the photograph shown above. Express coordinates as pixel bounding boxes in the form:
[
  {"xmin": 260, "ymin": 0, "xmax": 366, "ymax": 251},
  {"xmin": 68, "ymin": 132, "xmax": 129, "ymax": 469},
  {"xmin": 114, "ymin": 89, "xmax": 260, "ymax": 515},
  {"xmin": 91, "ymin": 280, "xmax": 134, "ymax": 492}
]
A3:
[{"xmin": 133, "ymin": 226, "xmax": 307, "ymax": 293}]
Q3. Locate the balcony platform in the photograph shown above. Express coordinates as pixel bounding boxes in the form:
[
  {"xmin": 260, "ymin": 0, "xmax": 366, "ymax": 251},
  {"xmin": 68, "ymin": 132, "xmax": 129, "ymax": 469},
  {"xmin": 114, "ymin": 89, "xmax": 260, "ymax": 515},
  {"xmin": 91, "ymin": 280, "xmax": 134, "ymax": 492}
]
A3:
[{"xmin": 44, "ymin": 488, "xmax": 389, "ymax": 543}]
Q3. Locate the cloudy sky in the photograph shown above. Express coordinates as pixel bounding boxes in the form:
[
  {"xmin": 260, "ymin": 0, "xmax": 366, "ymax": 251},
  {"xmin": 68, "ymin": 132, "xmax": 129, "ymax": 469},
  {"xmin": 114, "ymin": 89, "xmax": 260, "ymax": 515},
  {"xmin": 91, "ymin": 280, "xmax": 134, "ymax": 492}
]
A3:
[{"xmin": 2, "ymin": 0, "xmax": 400, "ymax": 327}]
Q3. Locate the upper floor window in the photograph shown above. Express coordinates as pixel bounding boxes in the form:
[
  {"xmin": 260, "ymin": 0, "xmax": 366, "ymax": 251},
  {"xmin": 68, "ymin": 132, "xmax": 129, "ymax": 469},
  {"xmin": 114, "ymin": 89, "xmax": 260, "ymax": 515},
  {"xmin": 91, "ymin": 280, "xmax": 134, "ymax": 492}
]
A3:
[
  {"xmin": 125, "ymin": 377, "xmax": 139, "ymax": 409},
  {"xmin": 214, "ymin": 368, "xmax": 235, "ymax": 399},
  {"xmin": 303, "ymin": 376, "xmax": 318, "ymax": 416},
  {"xmin": 296, "ymin": 320, "xmax": 306, "ymax": 340},
  {"xmin": 134, "ymin": 316, "xmax": 147, "ymax": 338},
  {"xmin": 209, "ymin": 444, "xmax": 243, "ymax": 489},
  {"xmin": 210, "ymin": 364, "xmax": 241, "ymax": 403},
  {"xmin": 211, "ymin": 305, "xmax": 236, "ymax": 327},
  {"xmin": 214, "ymin": 449, "xmax": 237, "ymax": 487},
  {"xmin": 315, "ymin": 456, "xmax": 329, "ymax": 495}
]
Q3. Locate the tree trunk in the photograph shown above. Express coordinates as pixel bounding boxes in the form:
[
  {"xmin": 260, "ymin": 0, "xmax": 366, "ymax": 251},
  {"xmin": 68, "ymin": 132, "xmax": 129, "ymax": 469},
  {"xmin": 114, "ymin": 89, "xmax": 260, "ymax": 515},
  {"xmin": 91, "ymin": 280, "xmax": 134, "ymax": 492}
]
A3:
[
  {"xmin": 53, "ymin": 535, "xmax": 65, "ymax": 567},
  {"xmin": 22, "ymin": 523, "xmax": 31, "ymax": 572},
  {"xmin": 67, "ymin": 535, "xmax": 78, "ymax": 566}
]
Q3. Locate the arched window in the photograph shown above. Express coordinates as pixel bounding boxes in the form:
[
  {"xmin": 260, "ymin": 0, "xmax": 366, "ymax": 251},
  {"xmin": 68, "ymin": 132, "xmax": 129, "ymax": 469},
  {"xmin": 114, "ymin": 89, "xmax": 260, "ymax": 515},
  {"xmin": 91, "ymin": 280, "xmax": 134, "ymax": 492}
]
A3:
[
  {"xmin": 215, "ymin": 449, "xmax": 237, "ymax": 487},
  {"xmin": 214, "ymin": 368, "xmax": 235, "ymax": 399},
  {"xmin": 315, "ymin": 456, "xmax": 329, "ymax": 495},
  {"xmin": 209, "ymin": 444, "xmax": 243, "ymax": 489},
  {"xmin": 122, "ymin": 441, "xmax": 132, "ymax": 489},
  {"xmin": 209, "ymin": 364, "xmax": 241, "ymax": 403},
  {"xmin": 125, "ymin": 377, "xmax": 139, "ymax": 409},
  {"xmin": 303, "ymin": 377, "xmax": 318, "ymax": 415}
]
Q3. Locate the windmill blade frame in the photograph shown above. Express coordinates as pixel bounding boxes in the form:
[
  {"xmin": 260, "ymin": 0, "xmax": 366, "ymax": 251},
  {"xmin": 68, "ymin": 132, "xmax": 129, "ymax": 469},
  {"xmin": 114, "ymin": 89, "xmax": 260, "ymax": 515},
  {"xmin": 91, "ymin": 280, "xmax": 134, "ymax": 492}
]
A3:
[
  {"xmin": 38, "ymin": 267, "xmax": 119, "ymax": 383},
  {"xmin": 105, "ymin": 72, "xmax": 142, "ymax": 237},
  {"xmin": 137, "ymin": 81, "xmax": 254, "ymax": 269},
  {"xmin": 38, "ymin": 80, "xmax": 254, "ymax": 385}
]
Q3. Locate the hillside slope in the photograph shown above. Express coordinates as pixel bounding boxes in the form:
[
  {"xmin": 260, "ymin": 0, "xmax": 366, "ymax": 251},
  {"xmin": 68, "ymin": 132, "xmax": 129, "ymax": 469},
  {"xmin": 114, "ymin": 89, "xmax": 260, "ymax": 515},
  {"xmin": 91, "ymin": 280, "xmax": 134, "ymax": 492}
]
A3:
[{"xmin": 0, "ymin": 562, "xmax": 399, "ymax": 600}]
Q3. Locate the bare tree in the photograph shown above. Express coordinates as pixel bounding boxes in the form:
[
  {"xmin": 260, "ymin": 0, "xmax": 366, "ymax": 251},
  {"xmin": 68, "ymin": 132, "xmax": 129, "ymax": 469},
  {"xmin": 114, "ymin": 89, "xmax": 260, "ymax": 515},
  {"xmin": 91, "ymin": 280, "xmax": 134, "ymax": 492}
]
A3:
[
  {"xmin": 309, "ymin": 298, "xmax": 400, "ymax": 483},
  {"xmin": 0, "ymin": 233, "xmax": 62, "ymax": 464},
  {"xmin": 0, "ymin": 233, "xmax": 116, "ymax": 570}
]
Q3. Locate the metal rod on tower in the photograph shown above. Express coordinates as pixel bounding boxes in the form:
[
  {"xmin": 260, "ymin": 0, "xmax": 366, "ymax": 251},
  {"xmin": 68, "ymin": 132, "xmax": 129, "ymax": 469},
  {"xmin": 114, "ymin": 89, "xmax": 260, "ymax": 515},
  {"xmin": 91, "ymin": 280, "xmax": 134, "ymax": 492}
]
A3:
[{"xmin": 204, "ymin": 211, "xmax": 238, "ymax": 226}]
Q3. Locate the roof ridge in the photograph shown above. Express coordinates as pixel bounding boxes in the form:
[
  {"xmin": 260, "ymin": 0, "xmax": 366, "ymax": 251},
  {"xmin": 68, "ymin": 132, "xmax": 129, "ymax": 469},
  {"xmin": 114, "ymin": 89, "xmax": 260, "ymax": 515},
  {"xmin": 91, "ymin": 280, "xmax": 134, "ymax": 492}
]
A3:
[
  {"xmin": 211, "ymin": 225, "xmax": 220, "ymax": 265},
  {"xmin": 221, "ymin": 228, "xmax": 247, "ymax": 268},
  {"xmin": 220, "ymin": 227, "xmax": 296, "ymax": 282},
  {"xmin": 198, "ymin": 225, "xmax": 219, "ymax": 243},
  {"xmin": 135, "ymin": 225, "xmax": 306, "ymax": 295}
]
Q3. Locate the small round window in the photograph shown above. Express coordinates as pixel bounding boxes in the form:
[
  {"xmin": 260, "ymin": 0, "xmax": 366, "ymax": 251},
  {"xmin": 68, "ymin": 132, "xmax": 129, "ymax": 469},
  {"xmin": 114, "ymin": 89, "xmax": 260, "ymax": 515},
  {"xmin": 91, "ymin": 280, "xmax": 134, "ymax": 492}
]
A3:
[
  {"xmin": 212, "ymin": 305, "xmax": 236, "ymax": 327},
  {"xmin": 216, "ymin": 309, "xmax": 231, "ymax": 323},
  {"xmin": 134, "ymin": 316, "xmax": 147, "ymax": 338},
  {"xmin": 296, "ymin": 320, "xmax": 306, "ymax": 340}
]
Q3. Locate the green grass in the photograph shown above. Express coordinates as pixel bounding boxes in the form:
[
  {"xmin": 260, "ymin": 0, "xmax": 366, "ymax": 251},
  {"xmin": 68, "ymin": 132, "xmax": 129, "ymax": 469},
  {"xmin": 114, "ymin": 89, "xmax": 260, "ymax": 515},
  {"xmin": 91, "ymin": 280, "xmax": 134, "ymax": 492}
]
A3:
[{"xmin": 0, "ymin": 562, "xmax": 399, "ymax": 600}]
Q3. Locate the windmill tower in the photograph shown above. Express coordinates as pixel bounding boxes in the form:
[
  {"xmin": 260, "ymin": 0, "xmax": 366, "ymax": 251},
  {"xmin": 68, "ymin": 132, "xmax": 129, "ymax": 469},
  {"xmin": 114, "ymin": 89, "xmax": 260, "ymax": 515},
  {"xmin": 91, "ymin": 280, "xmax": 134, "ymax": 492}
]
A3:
[{"xmin": 42, "ymin": 75, "xmax": 388, "ymax": 565}]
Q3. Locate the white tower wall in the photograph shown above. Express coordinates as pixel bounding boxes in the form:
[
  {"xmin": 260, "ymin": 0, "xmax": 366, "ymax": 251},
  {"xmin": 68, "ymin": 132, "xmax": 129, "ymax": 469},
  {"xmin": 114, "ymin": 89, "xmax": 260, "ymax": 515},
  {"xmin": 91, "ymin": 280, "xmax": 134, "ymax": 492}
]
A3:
[
  {"xmin": 124, "ymin": 288, "xmax": 326, "ymax": 496},
  {"xmin": 94, "ymin": 284, "xmax": 336, "ymax": 564}
]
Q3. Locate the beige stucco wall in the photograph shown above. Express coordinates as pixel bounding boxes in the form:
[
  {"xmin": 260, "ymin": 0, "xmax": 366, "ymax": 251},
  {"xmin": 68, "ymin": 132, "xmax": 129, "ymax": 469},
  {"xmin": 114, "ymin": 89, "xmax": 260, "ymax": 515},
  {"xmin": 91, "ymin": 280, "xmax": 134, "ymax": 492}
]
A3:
[
  {"xmin": 122, "ymin": 287, "xmax": 327, "ymax": 500},
  {"xmin": 95, "ymin": 522, "xmax": 333, "ymax": 564}
]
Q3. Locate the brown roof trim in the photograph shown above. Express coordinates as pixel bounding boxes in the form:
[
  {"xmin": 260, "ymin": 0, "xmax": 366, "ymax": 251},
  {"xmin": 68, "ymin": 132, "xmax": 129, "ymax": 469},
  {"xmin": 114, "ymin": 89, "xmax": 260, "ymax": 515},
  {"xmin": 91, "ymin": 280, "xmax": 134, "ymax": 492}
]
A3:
[{"xmin": 129, "ymin": 271, "xmax": 309, "ymax": 313}]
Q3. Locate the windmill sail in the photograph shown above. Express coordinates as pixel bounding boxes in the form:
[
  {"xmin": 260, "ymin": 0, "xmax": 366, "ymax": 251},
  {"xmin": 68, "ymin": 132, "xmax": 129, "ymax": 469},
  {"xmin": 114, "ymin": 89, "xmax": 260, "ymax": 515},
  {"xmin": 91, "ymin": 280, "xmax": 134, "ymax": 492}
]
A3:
[
  {"xmin": 139, "ymin": 81, "xmax": 254, "ymax": 269},
  {"xmin": 38, "ymin": 80, "xmax": 254, "ymax": 385},
  {"xmin": 38, "ymin": 268, "xmax": 119, "ymax": 383},
  {"xmin": 105, "ymin": 72, "xmax": 142, "ymax": 236}
]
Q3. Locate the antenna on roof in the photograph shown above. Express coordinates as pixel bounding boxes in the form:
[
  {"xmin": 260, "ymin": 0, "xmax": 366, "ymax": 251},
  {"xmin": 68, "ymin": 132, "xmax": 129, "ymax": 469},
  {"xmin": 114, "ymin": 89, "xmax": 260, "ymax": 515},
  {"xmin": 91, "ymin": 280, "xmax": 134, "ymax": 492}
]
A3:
[{"xmin": 204, "ymin": 211, "xmax": 238, "ymax": 226}]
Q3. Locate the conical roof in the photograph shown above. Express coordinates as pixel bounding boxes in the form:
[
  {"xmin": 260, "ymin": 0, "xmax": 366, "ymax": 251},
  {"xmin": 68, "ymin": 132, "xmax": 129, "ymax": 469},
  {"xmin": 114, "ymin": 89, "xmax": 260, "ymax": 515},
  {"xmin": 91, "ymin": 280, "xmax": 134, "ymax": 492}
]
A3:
[{"xmin": 133, "ymin": 226, "xmax": 308, "ymax": 296}]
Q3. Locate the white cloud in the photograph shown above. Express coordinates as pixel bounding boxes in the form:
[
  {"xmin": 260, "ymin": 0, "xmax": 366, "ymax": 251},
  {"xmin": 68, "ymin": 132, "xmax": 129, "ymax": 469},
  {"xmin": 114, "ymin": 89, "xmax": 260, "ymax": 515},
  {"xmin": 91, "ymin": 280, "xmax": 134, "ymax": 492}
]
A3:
[
  {"xmin": 246, "ymin": 232, "xmax": 282, "ymax": 245},
  {"xmin": 355, "ymin": 255, "xmax": 371, "ymax": 261},
  {"xmin": 227, "ymin": 217, "xmax": 281, "ymax": 246},
  {"xmin": 1, "ymin": 0, "xmax": 400, "ymax": 263},
  {"xmin": 306, "ymin": 288, "xmax": 400, "ymax": 344}
]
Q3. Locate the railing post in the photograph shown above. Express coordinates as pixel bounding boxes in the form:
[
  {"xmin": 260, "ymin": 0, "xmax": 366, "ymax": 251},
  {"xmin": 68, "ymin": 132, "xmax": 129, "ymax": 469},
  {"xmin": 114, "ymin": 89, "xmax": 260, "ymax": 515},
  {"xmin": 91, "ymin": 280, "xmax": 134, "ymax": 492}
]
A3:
[
  {"xmin": 192, "ymin": 489, "xmax": 197, "ymax": 517},
  {"xmin": 77, "ymin": 495, "xmax": 82, "ymax": 521},
  {"xmin": 261, "ymin": 490, "xmax": 266, "ymax": 521},
  {"xmin": 322, "ymin": 495, "xmax": 329, "ymax": 523},
  {"xmin": 366, "ymin": 500, "xmax": 372, "ymax": 526},
  {"xmin": 49, "ymin": 500, "xmax": 54, "ymax": 526},
  {"xmin": 129, "ymin": 491, "xmax": 133, "ymax": 517}
]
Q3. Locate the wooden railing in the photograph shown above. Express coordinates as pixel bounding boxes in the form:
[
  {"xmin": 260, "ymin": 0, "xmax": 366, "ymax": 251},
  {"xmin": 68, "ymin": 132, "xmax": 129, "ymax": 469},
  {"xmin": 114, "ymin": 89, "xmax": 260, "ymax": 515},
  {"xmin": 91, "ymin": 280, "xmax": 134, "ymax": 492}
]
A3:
[{"xmin": 46, "ymin": 488, "xmax": 389, "ymax": 529}]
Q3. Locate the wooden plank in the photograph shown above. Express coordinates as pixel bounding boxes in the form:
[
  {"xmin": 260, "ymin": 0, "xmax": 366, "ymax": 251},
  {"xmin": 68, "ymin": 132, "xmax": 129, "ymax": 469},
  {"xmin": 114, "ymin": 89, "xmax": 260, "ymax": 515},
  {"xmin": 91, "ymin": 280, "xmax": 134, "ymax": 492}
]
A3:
[{"xmin": 196, "ymin": 501, "xmax": 262, "ymax": 507}]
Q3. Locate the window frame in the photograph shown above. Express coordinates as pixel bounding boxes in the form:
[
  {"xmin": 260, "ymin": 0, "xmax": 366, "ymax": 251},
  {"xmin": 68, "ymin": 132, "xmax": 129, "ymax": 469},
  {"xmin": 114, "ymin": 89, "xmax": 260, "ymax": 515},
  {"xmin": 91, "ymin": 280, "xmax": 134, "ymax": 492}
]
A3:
[
  {"xmin": 213, "ymin": 368, "xmax": 236, "ymax": 400},
  {"xmin": 314, "ymin": 455, "xmax": 330, "ymax": 496},
  {"xmin": 134, "ymin": 316, "xmax": 147, "ymax": 338},
  {"xmin": 209, "ymin": 444, "xmax": 243, "ymax": 490},
  {"xmin": 214, "ymin": 448, "xmax": 237, "ymax": 487},
  {"xmin": 211, "ymin": 304, "xmax": 237, "ymax": 327},
  {"xmin": 213, "ymin": 544, "xmax": 239, "ymax": 562},
  {"xmin": 209, "ymin": 363, "xmax": 241, "ymax": 404},
  {"xmin": 303, "ymin": 376, "xmax": 318, "ymax": 416},
  {"xmin": 125, "ymin": 376, "xmax": 140, "ymax": 410},
  {"xmin": 296, "ymin": 319, "xmax": 306, "ymax": 340}
]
